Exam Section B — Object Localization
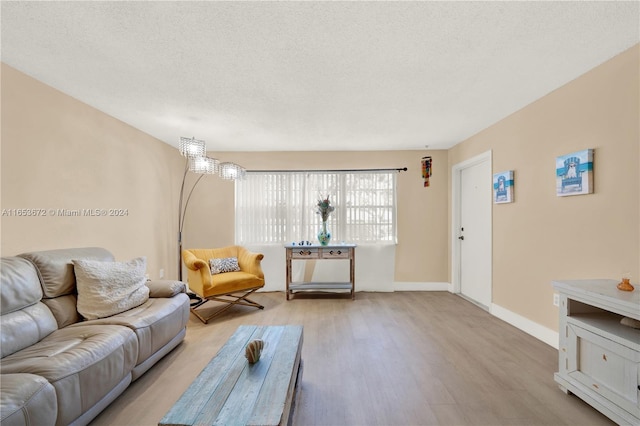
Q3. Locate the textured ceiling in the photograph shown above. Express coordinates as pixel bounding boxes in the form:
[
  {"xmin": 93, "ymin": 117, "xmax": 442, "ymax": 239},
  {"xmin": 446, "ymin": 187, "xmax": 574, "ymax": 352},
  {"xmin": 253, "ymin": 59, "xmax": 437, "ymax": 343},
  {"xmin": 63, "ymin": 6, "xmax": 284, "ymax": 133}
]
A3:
[{"xmin": 2, "ymin": 1, "xmax": 638, "ymax": 151}]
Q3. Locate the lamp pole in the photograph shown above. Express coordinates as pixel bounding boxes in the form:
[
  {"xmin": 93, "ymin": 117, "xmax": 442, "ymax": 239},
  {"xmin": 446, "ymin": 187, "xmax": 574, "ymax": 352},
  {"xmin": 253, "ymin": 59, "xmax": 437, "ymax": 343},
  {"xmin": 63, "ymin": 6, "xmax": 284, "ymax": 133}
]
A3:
[{"xmin": 178, "ymin": 158, "xmax": 206, "ymax": 280}]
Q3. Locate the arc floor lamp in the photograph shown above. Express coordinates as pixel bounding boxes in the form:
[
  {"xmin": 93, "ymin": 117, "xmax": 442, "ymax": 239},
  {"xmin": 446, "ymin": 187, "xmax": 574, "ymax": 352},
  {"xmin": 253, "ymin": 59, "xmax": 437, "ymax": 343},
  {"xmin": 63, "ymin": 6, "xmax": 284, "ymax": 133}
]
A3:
[{"xmin": 178, "ymin": 136, "xmax": 245, "ymax": 279}]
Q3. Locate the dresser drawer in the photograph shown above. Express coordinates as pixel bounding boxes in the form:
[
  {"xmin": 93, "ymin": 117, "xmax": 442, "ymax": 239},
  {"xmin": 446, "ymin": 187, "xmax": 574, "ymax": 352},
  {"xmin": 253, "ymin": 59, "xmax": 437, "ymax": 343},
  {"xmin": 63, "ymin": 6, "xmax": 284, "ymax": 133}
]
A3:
[
  {"xmin": 290, "ymin": 248, "xmax": 319, "ymax": 259},
  {"xmin": 321, "ymin": 248, "xmax": 350, "ymax": 259},
  {"xmin": 566, "ymin": 319, "xmax": 640, "ymax": 418}
]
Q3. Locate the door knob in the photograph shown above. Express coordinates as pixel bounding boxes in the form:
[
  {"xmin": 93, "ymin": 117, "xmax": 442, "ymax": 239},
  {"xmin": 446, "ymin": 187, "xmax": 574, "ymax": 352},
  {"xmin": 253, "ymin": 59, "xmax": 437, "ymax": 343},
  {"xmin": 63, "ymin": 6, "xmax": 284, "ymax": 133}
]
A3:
[{"xmin": 458, "ymin": 236, "xmax": 464, "ymax": 240}]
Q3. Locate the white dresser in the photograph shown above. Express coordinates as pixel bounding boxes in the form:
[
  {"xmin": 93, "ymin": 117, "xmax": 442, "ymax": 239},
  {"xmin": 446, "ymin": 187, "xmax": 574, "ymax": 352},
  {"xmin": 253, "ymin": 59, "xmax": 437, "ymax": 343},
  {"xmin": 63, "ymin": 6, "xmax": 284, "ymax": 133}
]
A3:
[{"xmin": 552, "ymin": 279, "xmax": 640, "ymax": 425}]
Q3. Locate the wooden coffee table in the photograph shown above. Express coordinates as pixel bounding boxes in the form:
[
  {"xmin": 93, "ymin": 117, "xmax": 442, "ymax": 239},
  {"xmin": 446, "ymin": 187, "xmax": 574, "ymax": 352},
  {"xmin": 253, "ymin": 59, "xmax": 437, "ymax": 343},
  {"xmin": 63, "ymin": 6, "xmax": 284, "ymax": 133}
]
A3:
[{"xmin": 159, "ymin": 325, "xmax": 303, "ymax": 426}]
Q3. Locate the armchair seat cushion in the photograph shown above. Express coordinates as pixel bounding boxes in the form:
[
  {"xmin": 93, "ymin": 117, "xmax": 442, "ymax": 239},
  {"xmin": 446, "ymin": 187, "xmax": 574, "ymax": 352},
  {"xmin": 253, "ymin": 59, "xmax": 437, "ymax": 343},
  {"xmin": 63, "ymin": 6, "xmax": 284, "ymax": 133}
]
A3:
[{"xmin": 208, "ymin": 271, "xmax": 264, "ymax": 297}]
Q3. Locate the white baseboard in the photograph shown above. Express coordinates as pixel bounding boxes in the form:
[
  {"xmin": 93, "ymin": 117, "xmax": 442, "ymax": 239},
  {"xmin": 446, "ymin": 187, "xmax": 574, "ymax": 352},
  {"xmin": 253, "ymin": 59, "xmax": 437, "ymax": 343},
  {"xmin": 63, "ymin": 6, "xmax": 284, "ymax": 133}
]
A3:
[
  {"xmin": 394, "ymin": 282, "xmax": 449, "ymax": 291},
  {"xmin": 491, "ymin": 303, "xmax": 559, "ymax": 349}
]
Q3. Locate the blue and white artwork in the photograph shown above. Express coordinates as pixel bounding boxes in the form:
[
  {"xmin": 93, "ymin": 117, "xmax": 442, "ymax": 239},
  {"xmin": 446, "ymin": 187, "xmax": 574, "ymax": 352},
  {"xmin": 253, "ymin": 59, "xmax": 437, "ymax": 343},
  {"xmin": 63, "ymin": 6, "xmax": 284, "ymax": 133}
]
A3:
[
  {"xmin": 493, "ymin": 170, "xmax": 514, "ymax": 204},
  {"xmin": 556, "ymin": 149, "xmax": 594, "ymax": 197}
]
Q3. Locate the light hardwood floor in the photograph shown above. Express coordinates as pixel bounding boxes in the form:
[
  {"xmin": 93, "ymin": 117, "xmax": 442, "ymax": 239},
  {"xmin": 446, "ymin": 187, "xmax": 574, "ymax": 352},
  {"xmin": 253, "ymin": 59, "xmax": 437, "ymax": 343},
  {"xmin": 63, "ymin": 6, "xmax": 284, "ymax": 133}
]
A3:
[{"xmin": 90, "ymin": 292, "xmax": 614, "ymax": 426}]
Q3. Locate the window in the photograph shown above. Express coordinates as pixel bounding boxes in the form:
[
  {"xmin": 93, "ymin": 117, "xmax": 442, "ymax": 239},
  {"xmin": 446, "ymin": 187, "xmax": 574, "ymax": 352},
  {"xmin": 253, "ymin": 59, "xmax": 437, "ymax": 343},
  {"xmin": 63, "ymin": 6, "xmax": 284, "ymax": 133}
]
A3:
[{"xmin": 235, "ymin": 171, "xmax": 397, "ymax": 244}]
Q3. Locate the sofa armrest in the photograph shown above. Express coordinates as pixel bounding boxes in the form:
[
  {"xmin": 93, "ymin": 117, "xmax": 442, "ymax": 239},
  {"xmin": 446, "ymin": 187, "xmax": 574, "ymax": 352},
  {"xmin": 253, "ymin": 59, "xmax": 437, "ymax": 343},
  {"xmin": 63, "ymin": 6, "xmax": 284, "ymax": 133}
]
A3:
[{"xmin": 145, "ymin": 280, "xmax": 186, "ymax": 298}]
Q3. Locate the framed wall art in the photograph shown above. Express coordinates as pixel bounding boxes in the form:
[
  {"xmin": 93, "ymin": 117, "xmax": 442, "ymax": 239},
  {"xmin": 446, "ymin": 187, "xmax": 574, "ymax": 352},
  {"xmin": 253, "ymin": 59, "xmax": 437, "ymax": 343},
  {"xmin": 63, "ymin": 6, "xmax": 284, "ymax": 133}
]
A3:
[
  {"xmin": 493, "ymin": 170, "xmax": 514, "ymax": 204},
  {"xmin": 556, "ymin": 149, "xmax": 594, "ymax": 197}
]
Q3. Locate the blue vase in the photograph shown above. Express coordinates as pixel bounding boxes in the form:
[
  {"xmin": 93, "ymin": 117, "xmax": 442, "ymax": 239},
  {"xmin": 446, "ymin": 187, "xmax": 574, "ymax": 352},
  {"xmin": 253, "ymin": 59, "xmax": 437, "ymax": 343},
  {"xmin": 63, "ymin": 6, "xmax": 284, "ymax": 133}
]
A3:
[{"xmin": 318, "ymin": 221, "xmax": 331, "ymax": 246}]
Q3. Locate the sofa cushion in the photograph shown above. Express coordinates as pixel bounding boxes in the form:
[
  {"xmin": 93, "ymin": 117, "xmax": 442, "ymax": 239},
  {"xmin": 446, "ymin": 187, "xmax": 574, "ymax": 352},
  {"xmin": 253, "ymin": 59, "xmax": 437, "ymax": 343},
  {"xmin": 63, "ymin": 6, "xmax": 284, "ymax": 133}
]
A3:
[
  {"xmin": 0, "ymin": 373, "xmax": 57, "ymax": 426},
  {"xmin": 1, "ymin": 257, "xmax": 58, "ymax": 358},
  {"xmin": 18, "ymin": 248, "xmax": 115, "ymax": 299},
  {"xmin": 76, "ymin": 294, "xmax": 190, "ymax": 370},
  {"xmin": 73, "ymin": 257, "xmax": 150, "ymax": 320},
  {"xmin": 40, "ymin": 295, "xmax": 81, "ymax": 329},
  {"xmin": 1, "ymin": 303, "xmax": 58, "ymax": 359},
  {"xmin": 0, "ymin": 324, "xmax": 138, "ymax": 426},
  {"xmin": 18, "ymin": 248, "xmax": 115, "ymax": 327},
  {"xmin": 0, "ymin": 257, "xmax": 43, "ymax": 315}
]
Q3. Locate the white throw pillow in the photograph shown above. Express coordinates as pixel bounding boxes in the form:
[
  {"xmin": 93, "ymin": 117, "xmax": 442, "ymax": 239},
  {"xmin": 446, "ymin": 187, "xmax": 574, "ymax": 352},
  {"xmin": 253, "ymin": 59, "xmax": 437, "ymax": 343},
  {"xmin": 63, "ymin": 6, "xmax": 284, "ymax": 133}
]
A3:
[{"xmin": 73, "ymin": 257, "xmax": 150, "ymax": 320}]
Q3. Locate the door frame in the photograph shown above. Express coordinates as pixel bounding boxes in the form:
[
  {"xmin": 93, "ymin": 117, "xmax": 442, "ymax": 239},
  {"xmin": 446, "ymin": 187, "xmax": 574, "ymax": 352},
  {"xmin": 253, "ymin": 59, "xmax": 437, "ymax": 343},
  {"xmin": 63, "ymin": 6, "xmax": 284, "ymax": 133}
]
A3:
[{"xmin": 451, "ymin": 150, "xmax": 492, "ymax": 299}]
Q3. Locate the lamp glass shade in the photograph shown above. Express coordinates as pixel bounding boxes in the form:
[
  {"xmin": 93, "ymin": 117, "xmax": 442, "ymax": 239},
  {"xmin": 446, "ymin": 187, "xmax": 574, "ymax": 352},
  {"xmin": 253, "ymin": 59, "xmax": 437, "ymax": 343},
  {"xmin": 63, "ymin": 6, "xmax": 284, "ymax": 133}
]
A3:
[
  {"xmin": 189, "ymin": 156, "xmax": 219, "ymax": 174},
  {"xmin": 179, "ymin": 137, "xmax": 206, "ymax": 158},
  {"xmin": 219, "ymin": 162, "xmax": 246, "ymax": 180}
]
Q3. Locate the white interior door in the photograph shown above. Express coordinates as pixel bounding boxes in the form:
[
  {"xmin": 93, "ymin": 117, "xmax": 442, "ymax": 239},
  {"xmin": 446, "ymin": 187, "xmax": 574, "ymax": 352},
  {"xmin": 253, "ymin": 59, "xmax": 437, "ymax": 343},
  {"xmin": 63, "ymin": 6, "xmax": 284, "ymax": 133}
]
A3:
[{"xmin": 453, "ymin": 152, "xmax": 492, "ymax": 309}]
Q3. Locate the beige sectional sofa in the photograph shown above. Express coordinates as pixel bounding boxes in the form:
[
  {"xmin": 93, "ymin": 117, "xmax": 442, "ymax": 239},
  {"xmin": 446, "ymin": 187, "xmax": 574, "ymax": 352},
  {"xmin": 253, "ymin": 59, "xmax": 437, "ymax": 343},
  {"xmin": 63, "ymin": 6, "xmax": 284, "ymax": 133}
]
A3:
[{"xmin": 0, "ymin": 248, "xmax": 190, "ymax": 426}]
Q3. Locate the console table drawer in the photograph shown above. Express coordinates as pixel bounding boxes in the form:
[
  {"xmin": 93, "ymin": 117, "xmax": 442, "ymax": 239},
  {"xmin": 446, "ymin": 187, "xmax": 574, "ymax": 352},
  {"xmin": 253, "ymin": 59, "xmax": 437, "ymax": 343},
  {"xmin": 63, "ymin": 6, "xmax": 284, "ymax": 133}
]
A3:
[
  {"xmin": 291, "ymin": 248, "xmax": 319, "ymax": 259},
  {"xmin": 321, "ymin": 248, "xmax": 350, "ymax": 259}
]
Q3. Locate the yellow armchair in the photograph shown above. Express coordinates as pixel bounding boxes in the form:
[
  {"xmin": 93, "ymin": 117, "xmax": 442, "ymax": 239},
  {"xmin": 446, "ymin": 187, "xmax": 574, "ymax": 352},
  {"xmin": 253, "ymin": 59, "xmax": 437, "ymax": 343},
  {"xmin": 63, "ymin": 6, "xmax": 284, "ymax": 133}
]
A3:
[{"xmin": 182, "ymin": 246, "xmax": 265, "ymax": 323}]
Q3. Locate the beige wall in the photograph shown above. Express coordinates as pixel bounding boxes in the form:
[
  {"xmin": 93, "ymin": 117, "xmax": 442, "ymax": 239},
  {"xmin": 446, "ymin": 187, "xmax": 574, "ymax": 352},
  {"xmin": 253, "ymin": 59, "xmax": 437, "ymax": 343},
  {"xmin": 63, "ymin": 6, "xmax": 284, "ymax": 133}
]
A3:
[
  {"xmin": 182, "ymin": 150, "xmax": 450, "ymax": 283},
  {"xmin": 1, "ymin": 63, "xmax": 183, "ymax": 280},
  {"xmin": 449, "ymin": 45, "xmax": 640, "ymax": 331}
]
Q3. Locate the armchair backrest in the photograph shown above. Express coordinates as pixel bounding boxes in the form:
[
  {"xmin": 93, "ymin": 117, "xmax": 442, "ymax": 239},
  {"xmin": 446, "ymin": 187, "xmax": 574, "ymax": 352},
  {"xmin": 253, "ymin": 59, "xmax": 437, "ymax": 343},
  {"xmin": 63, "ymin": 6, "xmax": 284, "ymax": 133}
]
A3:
[{"xmin": 187, "ymin": 246, "xmax": 242, "ymax": 264}]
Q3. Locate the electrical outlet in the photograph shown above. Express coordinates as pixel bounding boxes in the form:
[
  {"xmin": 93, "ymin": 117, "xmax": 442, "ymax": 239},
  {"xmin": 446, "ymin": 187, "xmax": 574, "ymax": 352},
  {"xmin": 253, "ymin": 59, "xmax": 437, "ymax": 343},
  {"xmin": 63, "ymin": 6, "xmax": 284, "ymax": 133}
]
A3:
[
  {"xmin": 159, "ymin": 269, "xmax": 164, "ymax": 279},
  {"xmin": 553, "ymin": 293, "xmax": 559, "ymax": 307}
]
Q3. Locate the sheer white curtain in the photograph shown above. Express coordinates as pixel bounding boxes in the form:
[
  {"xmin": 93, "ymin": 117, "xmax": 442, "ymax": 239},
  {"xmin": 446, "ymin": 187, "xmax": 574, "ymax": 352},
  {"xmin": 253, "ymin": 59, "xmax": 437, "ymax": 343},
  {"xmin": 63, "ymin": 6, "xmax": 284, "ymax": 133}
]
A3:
[{"xmin": 235, "ymin": 171, "xmax": 397, "ymax": 245}]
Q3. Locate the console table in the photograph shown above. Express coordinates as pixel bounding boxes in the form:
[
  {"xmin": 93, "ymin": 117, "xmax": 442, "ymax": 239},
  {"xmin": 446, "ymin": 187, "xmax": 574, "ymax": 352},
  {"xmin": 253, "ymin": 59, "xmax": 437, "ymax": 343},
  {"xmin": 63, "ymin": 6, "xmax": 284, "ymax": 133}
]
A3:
[
  {"xmin": 285, "ymin": 243, "xmax": 356, "ymax": 300},
  {"xmin": 552, "ymin": 279, "xmax": 640, "ymax": 425}
]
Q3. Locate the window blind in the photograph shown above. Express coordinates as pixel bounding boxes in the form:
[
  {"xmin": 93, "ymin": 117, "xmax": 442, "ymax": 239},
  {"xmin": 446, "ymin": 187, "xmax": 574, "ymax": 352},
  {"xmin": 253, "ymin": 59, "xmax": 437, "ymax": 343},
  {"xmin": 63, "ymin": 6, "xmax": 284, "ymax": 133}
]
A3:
[{"xmin": 235, "ymin": 171, "xmax": 397, "ymax": 245}]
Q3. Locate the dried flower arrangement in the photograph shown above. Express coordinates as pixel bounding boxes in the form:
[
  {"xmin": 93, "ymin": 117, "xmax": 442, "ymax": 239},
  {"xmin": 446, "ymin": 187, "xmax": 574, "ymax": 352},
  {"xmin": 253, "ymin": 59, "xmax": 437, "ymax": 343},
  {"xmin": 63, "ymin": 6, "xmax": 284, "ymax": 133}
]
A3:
[{"xmin": 316, "ymin": 195, "xmax": 335, "ymax": 222}]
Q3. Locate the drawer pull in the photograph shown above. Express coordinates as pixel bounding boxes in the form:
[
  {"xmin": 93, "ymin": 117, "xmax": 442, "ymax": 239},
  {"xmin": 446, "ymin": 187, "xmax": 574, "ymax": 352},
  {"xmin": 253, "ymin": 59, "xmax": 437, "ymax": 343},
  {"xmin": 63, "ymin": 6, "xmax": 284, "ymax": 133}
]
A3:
[
  {"xmin": 298, "ymin": 250, "xmax": 311, "ymax": 255},
  {"xmin": 328, "ymin": 250, "xmax": 342, "ymax": 255}
]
